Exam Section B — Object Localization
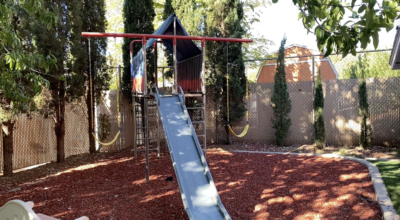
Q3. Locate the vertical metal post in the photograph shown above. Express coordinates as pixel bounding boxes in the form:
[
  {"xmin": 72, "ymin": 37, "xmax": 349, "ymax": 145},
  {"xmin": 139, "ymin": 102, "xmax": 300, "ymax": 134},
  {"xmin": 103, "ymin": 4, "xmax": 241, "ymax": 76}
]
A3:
[
  {"xmin": 312, "ymin": 56, "xmax": 315, "ymax": 143},
  {"xmin": 94, "ymin": 87, "xmax": 99, "ymax": 151},
  {"xmin": 215, "ymin": 98, "xmax": 218, "ymax": 143},
  {"xmin": 173, "ymin": 16, "xmax": 178, "ymax": 92},
  {"xmin": 154, "ymin": 42, "xmax": 158, "ymax": 88},
  {"xmin": 201, "ymin": 40, "xmax": 207, "ymax": 154},
  {"xmin": 118, "ymin": 65, "xmax": 123, "ymax": 149},
  {"xmin": 162, "ymin": 68, "xmax": 165, "ymax": 88},
  {"xmin": 201, "ymin": 40, "xmax": 206, "ymax": 95},
  {"xmin": 133, "ymin": 92, "xmax": 137, "ymax": 159},
  {"xmin": 203, "ymin": 95, "xmax": 207, "ymax": 156},
  {"xmin": 156, "ymin": 104, "xmax": 160, "ymax": 157},
  {"xmin": 143, "ymin": 37, "xmax": 149, "ymax": 183}
]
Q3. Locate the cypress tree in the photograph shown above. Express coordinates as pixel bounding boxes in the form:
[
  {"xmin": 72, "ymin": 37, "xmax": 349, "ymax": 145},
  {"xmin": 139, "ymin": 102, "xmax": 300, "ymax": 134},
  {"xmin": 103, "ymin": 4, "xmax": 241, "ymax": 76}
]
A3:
[
  {"xmin": 206, "ymin": 0, "xmax": 246, "ymax": 144},
  {"xmin": 76, "ymin": 0, "xmax": 109, "ymax": 153},
  {"xmin": 314, "ymin": 68, "xmax": 325, "ymax": 149},
  {"xmin": 358, "ymin": 55, "xmax": 372, "ymax": 148},
  {"xmin": 271, "ymin": 37, "xmax": 291, "ymax": 146},
  {"xmin": 162, "ymin": 0, "xmax": 174, "ymax": 80},
  {"xmin": 33, "ymin": 0, "xmax": 70, "ymax": 163},
  {"xmin": 122, "ymin": 0, "xmax": 155, "ymax": 95},
  {"xmin": 173, "ymin": 0, "xmax": 203, "ymax": 36},
  {"xmin": 34, "ymin": 0, "xmax": 109, "ymax": 156}
]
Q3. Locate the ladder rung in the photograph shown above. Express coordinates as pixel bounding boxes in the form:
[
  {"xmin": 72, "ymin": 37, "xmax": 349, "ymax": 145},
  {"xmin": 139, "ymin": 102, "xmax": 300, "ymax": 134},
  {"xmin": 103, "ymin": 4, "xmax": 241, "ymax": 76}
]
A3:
[
  {"xmin": 136, "ymin": 138, "xmax": 158, "ymax": 140},
  {"xmin": 136, "ymin": 127, "xmax": 158, "ymax": 130},
  {"xmin": 134, "ymin": 148, "xmax": 159, "ymax": 152},
  {"xmin": 192, "ymin": 121, "xmax": 205, "ymax": 124},
  {"xmin": 186, "ymin": 107, "xmax": 204, "ymax": 110}
]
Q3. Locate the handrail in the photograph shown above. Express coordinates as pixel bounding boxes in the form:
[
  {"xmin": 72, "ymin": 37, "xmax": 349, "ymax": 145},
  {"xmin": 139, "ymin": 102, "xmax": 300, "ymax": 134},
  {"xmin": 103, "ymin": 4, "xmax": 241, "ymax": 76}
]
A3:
[
  {"xmin": 173, "ymin": 84, "xmax": 185, "ymax": 101},
  {"xmin": 151, "ymin": 85, "xmax": 161, "ymax": 106}
]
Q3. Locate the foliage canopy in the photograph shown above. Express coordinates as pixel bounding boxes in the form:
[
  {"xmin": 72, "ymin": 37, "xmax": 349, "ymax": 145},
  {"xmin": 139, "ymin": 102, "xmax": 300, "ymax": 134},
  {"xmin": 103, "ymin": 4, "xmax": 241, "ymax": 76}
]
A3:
[{"xmin": 273, "ymin": 0, "xmax": 400, "ymax": 57}]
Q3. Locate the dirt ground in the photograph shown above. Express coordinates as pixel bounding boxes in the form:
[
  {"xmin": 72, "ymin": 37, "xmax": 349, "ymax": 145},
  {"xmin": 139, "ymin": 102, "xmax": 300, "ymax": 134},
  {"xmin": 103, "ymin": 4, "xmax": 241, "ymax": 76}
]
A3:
[{"xmin": 0, "ymin": 145, "xmax": 385, "ymax": 220}]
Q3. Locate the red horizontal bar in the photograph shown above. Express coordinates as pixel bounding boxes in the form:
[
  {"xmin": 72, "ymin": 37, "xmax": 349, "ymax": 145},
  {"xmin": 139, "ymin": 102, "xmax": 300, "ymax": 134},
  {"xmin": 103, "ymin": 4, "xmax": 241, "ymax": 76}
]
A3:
[{"xmin": 82, "ymin": 32, "xmax": 253, "ymax": 43}]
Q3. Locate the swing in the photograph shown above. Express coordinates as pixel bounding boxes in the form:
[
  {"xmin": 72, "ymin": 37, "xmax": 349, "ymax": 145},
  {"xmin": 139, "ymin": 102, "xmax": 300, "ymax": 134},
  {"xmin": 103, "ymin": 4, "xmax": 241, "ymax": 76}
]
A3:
[
  {"xmin": 88, "ymin": 38, "xmax": 121, "ymax": 146},
  {"xmin": 226, "ymin": 43, "xmax": 249, "ymax": 138}
]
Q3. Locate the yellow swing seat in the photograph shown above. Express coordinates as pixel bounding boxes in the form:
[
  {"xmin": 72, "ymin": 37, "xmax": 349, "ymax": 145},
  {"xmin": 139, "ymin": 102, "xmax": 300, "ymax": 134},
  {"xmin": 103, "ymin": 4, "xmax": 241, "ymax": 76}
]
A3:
[
  {"xmin": 92, "ymin": 131, "xmax": 121, "ymax": 146},
  {"xmin": 228, "ymin": 124, "xmax": 249, "ymax": 138},
  {"xmin": 226, "ymin": 74, "xmax": 250, "ymax": 138}
]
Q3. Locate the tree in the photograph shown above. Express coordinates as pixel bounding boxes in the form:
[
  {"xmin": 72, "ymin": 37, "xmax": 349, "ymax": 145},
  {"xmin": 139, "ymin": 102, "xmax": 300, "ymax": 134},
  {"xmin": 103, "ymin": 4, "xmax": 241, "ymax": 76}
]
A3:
[
  {"xmin": 173, "ymin": 0, "xmax": 205, "ymax": 36},
  {"xmin": 273, "ymin": 0, "xmax": 400, "ymax": 57},
  {"xmin": 271, "ymin": 37, "xmax": 291, "ymax": 146},
  {"xmin": 358, "ymin": 56, "xmax": 372, "ymax": 148},
  {"xmin": 314, "ymin": 68, "xmax": 325, "ymax": 149},
  {"xmin": 205, "ymin": 0, "xmax": 247, "ymax": 144},
  {"xmin": 0, "ymin": 0, "xmax": 56, "ymax": 176},
  {"xmin": 33, "ymin": 0, "xmax": 70, "ymax": 163},
  {"xmin": 331, "ymin": 51, "xmax": 400, "ymax": 79},
  {"xmin": 105, "ymin": 0, "xmax": 124, "ymax": 71},
  {"xmin": 35, "ymin": 0, "xmax": 109, "ymax": 157},
  {"xmin": 162, "ymin": 0, "xmax": 175, "ymax": 80},
  {"xmin": 81, "ymin": 0, "xmax": 109, "ymax": 153},
  {"xmin": 122, "ymin": 0, "xmax": 155, "ymax": 95}
]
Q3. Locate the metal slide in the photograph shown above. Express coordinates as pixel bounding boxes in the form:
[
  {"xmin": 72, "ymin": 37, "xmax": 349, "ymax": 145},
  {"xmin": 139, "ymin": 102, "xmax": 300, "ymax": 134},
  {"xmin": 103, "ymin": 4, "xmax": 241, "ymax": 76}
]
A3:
[{"xmin": 152, "ymin": 90, "xmax": 231, "ymax": 220}]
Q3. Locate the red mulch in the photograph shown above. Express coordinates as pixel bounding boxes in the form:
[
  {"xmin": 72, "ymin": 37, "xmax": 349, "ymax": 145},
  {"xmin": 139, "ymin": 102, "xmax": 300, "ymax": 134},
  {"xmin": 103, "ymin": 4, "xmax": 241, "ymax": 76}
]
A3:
[{"xmin": 0, "ymin": 148, "xmax": 382, "ymax": 220}]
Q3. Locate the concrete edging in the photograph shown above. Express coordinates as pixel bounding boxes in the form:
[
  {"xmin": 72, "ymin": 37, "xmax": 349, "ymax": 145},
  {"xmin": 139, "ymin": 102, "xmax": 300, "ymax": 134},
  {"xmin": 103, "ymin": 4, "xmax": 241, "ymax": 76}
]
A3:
[{"xmin": 233, "ymin": 150, "xmax": 400, "ymax": 220}]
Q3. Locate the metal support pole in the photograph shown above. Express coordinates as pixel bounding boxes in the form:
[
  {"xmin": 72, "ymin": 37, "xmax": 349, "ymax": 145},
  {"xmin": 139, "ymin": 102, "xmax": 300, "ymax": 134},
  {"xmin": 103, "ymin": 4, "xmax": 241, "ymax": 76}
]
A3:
[
  {"xmin": 118, "ymin": 65, "xmax": 123, "ymax": 149},
  {"xmin": 156, "ymin": 104, "xmax": 160, "ymax": 157},
  {"xmin": 154, "ymin": 42, "xmax": 158, "ymax": 88},
  {"xmin": 215, "ymin": 98, "xmax": 218, "ymax": 143},
  {"xmin": 312, "ymin": 56, "xmax": 315, "ymax": 144},
  {"xmin": 94, "ymin": 87, "xmax": 99, "ymax": 151},
  {"xmin": 201, "ymin": 40, "xmax": 206, "ymax": 95},
  {"xmin": 162, "ymin": 68, "xmax": 165, "ymax": 88},
  {"xmin": 143, "ymin": 37, "xmax": 149, "ymax": 183},
  {"xmin": 173, "ymin": 16, "xmax": 178, "ymax": 92},
  {"xmin": 144, "ymin": 97, "xmax": 149, "ymax": 182},
  {"xmin": 201, "ymin": 40, "xmax": 207, "ymax": 154},
  {"xmin": 203, "ymin": 95, "xmax": 207, "ymax": 156},
  {"xmin": 133, "ymin": 92, "xmax": 137, "ymax": 159}
]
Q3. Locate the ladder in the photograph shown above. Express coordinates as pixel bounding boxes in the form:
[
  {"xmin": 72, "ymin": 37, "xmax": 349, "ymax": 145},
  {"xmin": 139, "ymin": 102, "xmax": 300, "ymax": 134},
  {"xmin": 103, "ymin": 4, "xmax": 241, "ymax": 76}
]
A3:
[{"xmin": 133, "ymin": 96, "xmax": 160, "ymax": 158}]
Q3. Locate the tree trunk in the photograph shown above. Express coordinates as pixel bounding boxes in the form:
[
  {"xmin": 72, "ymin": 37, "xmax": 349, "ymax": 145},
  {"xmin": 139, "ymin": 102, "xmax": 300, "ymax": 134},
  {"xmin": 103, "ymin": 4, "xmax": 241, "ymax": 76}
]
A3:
[
  {"xmin": 54, "ymin": 89, "xmax": 66, "ymax": 163},
  {"xmin": 2, "ymin": 120, "xmax": 14, "ymax": 177},
  {"xmin": 225, "ymin": 125, "xmax": 232, "ymax": 145}
]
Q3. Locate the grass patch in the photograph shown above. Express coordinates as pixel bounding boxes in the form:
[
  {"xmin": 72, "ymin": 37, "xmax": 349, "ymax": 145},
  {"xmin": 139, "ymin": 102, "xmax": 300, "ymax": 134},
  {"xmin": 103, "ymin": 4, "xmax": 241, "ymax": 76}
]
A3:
[
  {"xmin": 369, "ymin": 160, "xmax": 400, "ymax": 214},
  {"xmin": 337, "ymin": 147, "xmax": 349, "ymax": 156},
  {"xmin": 334, "ymin": 147, "xmax": 363, "ymax": 158}
]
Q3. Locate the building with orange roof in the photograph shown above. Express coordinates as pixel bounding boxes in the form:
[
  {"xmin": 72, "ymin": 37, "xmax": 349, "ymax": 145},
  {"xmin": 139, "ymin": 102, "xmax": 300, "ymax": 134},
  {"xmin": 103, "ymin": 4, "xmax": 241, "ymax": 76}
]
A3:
[{"xmin": 256, "ymin": 44, "xmax": 338, "ymax": 83}]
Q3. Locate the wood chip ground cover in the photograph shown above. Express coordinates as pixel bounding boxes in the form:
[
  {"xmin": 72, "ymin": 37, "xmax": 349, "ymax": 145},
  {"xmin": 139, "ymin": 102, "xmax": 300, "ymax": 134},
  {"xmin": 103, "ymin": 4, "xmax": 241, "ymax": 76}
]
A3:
[{"xmin": 0, "ymin": 148, "xmax": 382, "ymax": 219}]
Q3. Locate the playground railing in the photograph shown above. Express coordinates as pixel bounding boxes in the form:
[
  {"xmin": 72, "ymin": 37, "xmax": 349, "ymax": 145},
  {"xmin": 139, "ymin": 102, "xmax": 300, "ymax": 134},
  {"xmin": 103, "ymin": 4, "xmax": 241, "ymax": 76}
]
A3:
[
  {"xmin": 150, "ymin": 85, "xmax": 161, "ymax": 106},
  {"xmin": 173, "ymin": 84, "xmax": 185, "ymax": 101}
]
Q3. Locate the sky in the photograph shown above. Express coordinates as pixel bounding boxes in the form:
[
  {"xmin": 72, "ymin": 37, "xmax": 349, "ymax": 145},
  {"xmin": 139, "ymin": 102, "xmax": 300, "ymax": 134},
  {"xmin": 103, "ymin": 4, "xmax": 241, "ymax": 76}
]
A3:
[{"xmin": 251, "ymin": 1, "xmax": 400, "ymax": 53}]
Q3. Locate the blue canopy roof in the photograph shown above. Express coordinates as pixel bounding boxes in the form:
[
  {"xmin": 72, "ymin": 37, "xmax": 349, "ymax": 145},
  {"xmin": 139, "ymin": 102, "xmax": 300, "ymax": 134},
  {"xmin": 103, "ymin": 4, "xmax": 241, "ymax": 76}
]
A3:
[
  {"xmin": 133, "ymin": 13, "xmax": 202, "ymax": 63},
  {"xmin": 131, "ymin": 14, "xmax": 202, "ymax": 92},
  {"xmin": 148, "ymin": 14, "xmax": 202, "ymax": 61}
]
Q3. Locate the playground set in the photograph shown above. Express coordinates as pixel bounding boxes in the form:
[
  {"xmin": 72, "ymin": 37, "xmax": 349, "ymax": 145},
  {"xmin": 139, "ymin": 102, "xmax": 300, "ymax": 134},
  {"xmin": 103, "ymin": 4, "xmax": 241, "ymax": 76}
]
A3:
[
  {"xmin": 82, "ymin": 14, "xmax": 252, "ymax": 220},
  {"xmin": 0, "ymin": 14, "xmax": 393, "ymax": 220}
]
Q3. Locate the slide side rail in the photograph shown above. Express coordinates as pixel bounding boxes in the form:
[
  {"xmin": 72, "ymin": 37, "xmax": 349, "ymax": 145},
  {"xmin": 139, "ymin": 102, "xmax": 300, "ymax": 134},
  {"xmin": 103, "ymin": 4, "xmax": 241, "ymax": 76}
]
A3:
[{"xmin": 173, "ymin": 86, "xmax": 230, "ymax": 219}]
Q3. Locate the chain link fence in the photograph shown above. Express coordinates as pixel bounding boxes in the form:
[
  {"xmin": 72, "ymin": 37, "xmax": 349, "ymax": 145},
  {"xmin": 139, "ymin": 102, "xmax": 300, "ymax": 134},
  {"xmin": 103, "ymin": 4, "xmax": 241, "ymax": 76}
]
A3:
[
  {"xmin": 0, "ymin": 102, "xmax": 90, "ymax": 172},
  {"xmin": 207, "ymin": 51, "xmax": 400, "ymax": 147}
]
